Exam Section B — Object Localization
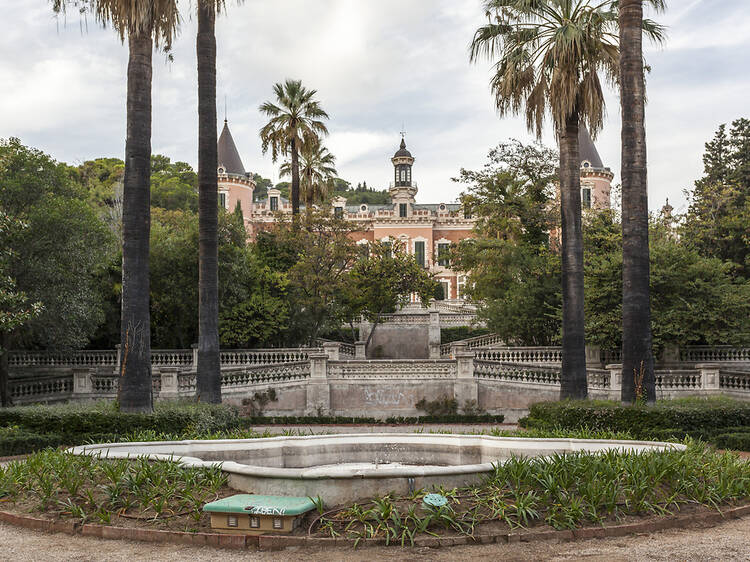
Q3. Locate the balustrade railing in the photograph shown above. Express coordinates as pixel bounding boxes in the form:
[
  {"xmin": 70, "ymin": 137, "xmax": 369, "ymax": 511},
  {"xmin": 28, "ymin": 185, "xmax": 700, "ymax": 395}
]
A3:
[
  {"xmin": 219, "ymin": 348, "xmax": 319, "ymax": 366},
  {"xmin": 151, "ymin": 350, "xmax": 192, "ymax": 367},
  {"xmin": 474, "ymin": 361, "xmax": 561, "ymax": 385},
  {"xmin": 10, "ymin": 375, "xmax": 73, "ymax": 402},
  {"xmin": 720, "ymin": 369, "xmax": 750, "ymax": 392},
  {"xmin": 221, "ymin": 362, "xmax": 311, "ymax": 388},
  {"xmin": 587, "ymin": 368, "xmax": 611, "ymax": 389},
  {"xmin": 339, "ymin": 343, "xmax": 356, "ymax": 357},
  {"xmin": 681, "ymin": 346, "xmax": 750, "ymax": 363},
  {"xmin": 474, "ymin": 347, "xmax": 563, "ymax": 363},
  {"xmin": 329, "ymin": 360, "xmax": 457, "ymax": 380},
  {"xmin": 655, "ymin": 370, "xmax": 702, "ymax": 390},
  {"xmin": 8, "ymin": 350, "xmax": 117, "ymax": 368}
]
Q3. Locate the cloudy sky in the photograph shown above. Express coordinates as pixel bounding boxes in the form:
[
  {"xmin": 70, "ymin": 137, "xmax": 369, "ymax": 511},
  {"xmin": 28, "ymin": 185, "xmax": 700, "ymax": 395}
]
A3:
[{"xmin": 2, "ymin": 0, "xmax": 748, "ymax": 211}]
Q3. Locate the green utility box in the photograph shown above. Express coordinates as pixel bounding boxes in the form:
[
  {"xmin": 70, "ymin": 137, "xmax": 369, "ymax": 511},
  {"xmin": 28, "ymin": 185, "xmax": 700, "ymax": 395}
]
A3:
[{"xmin": 203, "ymin": 494, "xmax": 316, "ymax": 535}]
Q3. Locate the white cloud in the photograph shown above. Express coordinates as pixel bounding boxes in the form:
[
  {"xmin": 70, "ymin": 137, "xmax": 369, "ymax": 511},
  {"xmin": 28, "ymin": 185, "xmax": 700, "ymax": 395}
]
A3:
[{"xmin": 1, "ymin": 0, "xmax": 748, "ymax": 211}]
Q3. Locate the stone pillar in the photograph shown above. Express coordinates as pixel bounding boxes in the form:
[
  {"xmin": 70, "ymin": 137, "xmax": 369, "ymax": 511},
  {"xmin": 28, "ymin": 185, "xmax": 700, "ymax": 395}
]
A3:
[
  {"xmin": 322, "ymin": 342, "xmax": 340, "ymax": 361},
  {"xmin": 115, "ymin": 344, "xmax": 122, "ymax": 371},
  {"xmin": 453, "ymin": 348, "xmax": 477, "ymax": 406},
  {"xmin": 606, "ymin": 364, "xmax": 622, "ymax": 397},
  {"xmin": 696, "ymin": 363, "xmax": 720, "ymax": 391},
  {"xmin": 428, "ymin": 311, "xmax": 441, "ymax": 358},
  {"xmin": 450, "ymin": 341, "xmax": 468, "ymax": 359},
  {"xmin": 72, "ymin": 368, "xmax": 93, "ymax": 398},
  {"xmin": 159, "ymin": 367, "xmax": 180, "ymax": 400},
  {"xmin": 659, "ymin": 344, "xmax": 680, "ymax": 365},
  {"xmin": 355, "ymin": 341, "xmax": 366, "ymax": 360},
  {"xmin": 191, "ymin": 343, "xmax": 199, "ymax": 369},
  {"xmin": 358, "ymin": 319, "xmax": 372, "ymax": 347},
  {"xmin": 585, "ymin": 344, "xmax": 602, "ymax": 368},
  {"xmin": 306, "ymin": 352, "xmax": 330, "ymax": 415}
]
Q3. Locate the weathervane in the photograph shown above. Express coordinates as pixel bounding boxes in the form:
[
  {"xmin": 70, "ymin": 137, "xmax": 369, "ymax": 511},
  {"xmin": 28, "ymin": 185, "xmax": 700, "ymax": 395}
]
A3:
[{"xmin": 400, "ymin": 123, "xmax": 407, "ymax": 139}]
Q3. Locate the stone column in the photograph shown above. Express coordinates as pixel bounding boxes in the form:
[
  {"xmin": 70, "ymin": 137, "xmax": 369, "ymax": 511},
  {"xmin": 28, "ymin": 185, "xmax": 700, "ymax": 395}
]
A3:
[
  {"xmin": 696, "ymin": 363, "xmax": 720, "ymax": 392},
  {"xmin": 72, "ymin": 368, "xmax": 93, "ymax": 399},
  {"xmin": 605, "ymin": 364, "xmax": 622, "ymax": 398},
  {"xmin": 354, "ymin": 341, "xmax": 366, "ymax": 360},
  {"xmin": 659, "ymin": 344, "xmax": 680, "ymax": 365},
  {"xmin": 306, "ymin": 352, "xmax": 330, "ymax": 415},
  {"xmin": 585, "ymin": 344, "xmax": 602, "ymax": 368},
  {"xmin": 453, "ymin": 348, "xmax": 477, "ymax": 406},
  {"xmin": 358, "ymin": 319, "xmax": 372, "ymax": 347},
  {"xmin": 428, "ymin": 311, "xmax": 441, "ymax": 359},
  {"xmin": 191, "ymin": 343, "xmax": 199, "ymax": 369},
  {"xmin": 159, "ymin": 367, "xmax": 180, "ymax": 400},
  {"xmin": 450, "ymin": 341, "xmax": 468, "ymax": 359},
  {"xmin": 115, "ymin": 344, "xmax": 122, "ymax": 372},
  {"xmin": 322, "ymin": 342, "xmax": 340, "ymax": 361}
]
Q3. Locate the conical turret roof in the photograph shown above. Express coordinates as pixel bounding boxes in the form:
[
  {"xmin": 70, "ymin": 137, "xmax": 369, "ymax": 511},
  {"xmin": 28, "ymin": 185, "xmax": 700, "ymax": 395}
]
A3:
[
  {"xmin": 394, "ymin": 137, "xmax": 412, "ymax": 158},
  {"xmin": 217, "ymin": 119, "xmax": 246, "ymax": 176},
  {"xmin": 578, "ymin": 123, "xmax": 604, "ymax": 169}
]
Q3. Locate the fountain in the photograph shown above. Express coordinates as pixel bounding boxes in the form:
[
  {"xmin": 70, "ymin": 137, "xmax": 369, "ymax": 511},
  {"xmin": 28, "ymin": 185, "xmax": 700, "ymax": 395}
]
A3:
[{"xmin": 71, "ymin": 434, "xmax": 685, "ymax": 505}]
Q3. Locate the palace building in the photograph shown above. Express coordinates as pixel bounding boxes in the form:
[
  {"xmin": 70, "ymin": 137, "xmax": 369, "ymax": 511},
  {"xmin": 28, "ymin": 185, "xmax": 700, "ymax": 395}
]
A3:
[{"xmin": 216, "ymin": 119, "xmax": 613, "ymax": 301}]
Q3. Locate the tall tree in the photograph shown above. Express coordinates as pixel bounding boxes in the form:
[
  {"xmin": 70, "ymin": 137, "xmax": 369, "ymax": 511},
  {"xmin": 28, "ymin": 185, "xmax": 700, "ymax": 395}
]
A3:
[
  {"xmin": 196, "ymin": 0, "xmax": 221, "ymax": 403},
  {"xmin": 470, "ymin": 0, "xmax": 621, "ymax": 399},
  {"xmin": 53, "ymin": 0, "xmax": 180, "ymax": 412},
  {"xmin": 259, "ymin": 80, "xmax": 329, "ymax": 214},
  {"xmin": 280, "ymin": 140, "xmax": 337, "ymax": 208},
  {"xmin": 620, "ymin": 0, "xmax": 652, "ymax": 402}
]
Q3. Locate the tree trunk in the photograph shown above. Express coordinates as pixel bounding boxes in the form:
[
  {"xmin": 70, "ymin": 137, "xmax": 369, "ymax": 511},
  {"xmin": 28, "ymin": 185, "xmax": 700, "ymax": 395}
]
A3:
[
  {"xmin": 291, "ymin": 138, "xmax": 300, "ymax": 215},
  {"xmin": 196, "ymin": 1, "xmax": 222, "ymax": 404},
  {"xmin": 559, "ymin": 111, "xmax": 588, "ymax": 400},
  {"xmin": 620, "ymin": 0, "xmax": 655, "ymax": 403},
  {"xmin": 119, "ymin": 29, "xmax": 154, "ymax": 413},
  {"xmin": 0, "ymin": 332, "xmax": 11, "ymax": 407}
]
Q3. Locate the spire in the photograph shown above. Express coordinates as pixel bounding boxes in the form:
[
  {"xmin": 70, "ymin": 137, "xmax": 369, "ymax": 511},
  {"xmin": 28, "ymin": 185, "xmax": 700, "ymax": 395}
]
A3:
[
  {"xmin": 217, "ymin": 119, "xmax": 246, "ymax": 176},
  {"xmin": 394, "ymin": 137, "xmax": 412, "ymax": 158},
  {"xmin": 578, "ymin": 123, "xmax": 604, "ymax": 169}
]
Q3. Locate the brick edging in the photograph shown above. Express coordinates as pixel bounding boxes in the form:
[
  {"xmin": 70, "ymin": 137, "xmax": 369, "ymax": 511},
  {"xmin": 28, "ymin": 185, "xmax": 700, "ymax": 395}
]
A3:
[{"xmin": 0, "ymin": 504, "xmax": 749, "ymax": 551}]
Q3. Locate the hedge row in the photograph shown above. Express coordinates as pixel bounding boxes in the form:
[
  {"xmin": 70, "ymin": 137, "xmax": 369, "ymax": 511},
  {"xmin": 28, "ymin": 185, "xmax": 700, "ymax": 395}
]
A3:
[
  {"xmin": 240, "ymin": 414, "xmax": 505, "ymax": 425},
  {"xmin": 0, "ymin": 402, "xmax": 239, "ymax": 446},
  {"xmin": 520, "ymin": 398, "xmax": 750, "ymax": 451}
]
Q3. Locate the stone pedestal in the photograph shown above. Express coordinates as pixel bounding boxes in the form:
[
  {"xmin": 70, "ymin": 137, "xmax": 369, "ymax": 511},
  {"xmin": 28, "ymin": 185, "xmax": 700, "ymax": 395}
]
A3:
[
  {"xmin": 454, "ymin": 349, "xmax": 477, "ymax": 405},
  {"xmin": 191, "ymin": 343, "xmax": 199, "ymax": 369},
  {"xmin": 306, "ymin": 353, "xmax": 330, "ymax": 415},
  {"xmin": 696, "ymin": 363, "xmax": 720, "ymax": 391},
  {"xmin": 585, "ymin": 345, "xmax": 602, "ymax": 367},
  {"xmin": 605, "ymin": 364, "xmax": 623, "ymax": 395},
  {"xmin": 159, "ymin": 367, "xmax": 180, "ymax": 400},
  {"xmin": 72, "ymin": 368, "xmax": 93, "ymax": 397},
  {"xmin": 428, "ymin": 311, "xmax": 441, "ymax": 358},
  {"xmin": 354, "ymin": 341, "xmax": 366, "ymax": 360}
]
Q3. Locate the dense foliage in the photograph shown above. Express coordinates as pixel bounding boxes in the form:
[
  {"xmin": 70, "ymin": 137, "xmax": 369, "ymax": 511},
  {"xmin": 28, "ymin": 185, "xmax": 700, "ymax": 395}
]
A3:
[
  {"xmin": 520, "ymin": 398, "xmax": 750, "ymax": 450},
  {"xmin": 455, "ymin": 138, "xmax": 750, "ymax": 350}
]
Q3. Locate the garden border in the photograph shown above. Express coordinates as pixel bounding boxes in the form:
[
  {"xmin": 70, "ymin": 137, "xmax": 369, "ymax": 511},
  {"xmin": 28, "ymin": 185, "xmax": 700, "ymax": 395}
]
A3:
[{"xmin": 0, "ymin": 503, "xmax": 749, "ymax": 551}]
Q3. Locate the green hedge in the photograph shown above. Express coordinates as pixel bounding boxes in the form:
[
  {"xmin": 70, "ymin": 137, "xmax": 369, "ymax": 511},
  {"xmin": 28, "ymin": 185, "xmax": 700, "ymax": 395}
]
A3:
[
  {"xmin": 440, "ymin": 326, "xmax": 492, "ymax": 345},
  {"xmin": 0, "ymin": 402, "xmax": 239, "ymax": 450},
  {"xmin": 240, "ymin": 414, "xmax": 505, "ymax": 426},
  {"xmin": 520, "ymin": 398, "xmax": 750, "ymax": 451},
  {"xmin": 521, "ymin": 399, "xmax": 750, "ymax": 435},
  {"xmin": 714, "ymin": 432, "xmax": 750, "ymax": 451}
]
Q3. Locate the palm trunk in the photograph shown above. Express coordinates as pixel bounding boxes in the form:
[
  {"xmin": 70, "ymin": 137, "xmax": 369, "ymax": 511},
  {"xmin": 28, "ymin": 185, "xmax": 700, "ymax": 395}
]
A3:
[
  {"xmin": 0, "ymin": 332, "xmax": 11, "ymax": 407},
  {"xmin": 291, "ymin": 138, "xmax": 300, "ymax": 215},
  {"xmin": 119, "ymin": 29, "xmax": 153, "ymax": 413},
  {"xmin": 196, "ymin": 1, "xmax": 222, "ymax": 404},
  {"xmin": 620, "ymin": 0, "xmax": 654, "ymax": 403},
  {"xmin": 559, "ymin": 111, "xmax": 587, "ymax": 400}
]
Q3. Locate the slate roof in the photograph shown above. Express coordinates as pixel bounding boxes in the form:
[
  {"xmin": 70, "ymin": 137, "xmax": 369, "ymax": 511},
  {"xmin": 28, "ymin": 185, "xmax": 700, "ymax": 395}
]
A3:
[
  {"xmin": 394, "ymin": 137, "xmax": 412, "ymax": 158},
  {"xmin": 578, "ymin": 123, "xmax": 605, "ymax": 169},
  {"xmin": 217, "ymin": 119, "xmax": 246, "ymax": 176}
]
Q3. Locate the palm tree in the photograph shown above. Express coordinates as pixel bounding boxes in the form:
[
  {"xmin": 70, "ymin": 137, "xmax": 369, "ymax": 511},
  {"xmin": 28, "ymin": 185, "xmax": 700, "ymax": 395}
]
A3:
[
  {"xmin": 280, "ymin": 141, "xmax": 337, "ymax": 209},
  {"xmin": 196, "ymin": 0, "xmax": 222, "ymax": 403},
  {"xmin": 53, "ymin": 0, "xmax": 179, "ymax": 412},
  {"xmin": 618, "ymin": 0, "xmax": 665, "ymax": 404},
  {"xmin": 471, "ymin": 0, "xmax": 622, "ymax": 399},
  {"xmin": 259, "ymin": 80, "xmax": 329, "ymax": 214}
]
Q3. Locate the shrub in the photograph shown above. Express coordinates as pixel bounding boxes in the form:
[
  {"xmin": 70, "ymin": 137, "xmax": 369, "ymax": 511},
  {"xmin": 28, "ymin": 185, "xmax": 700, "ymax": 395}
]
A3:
[
  {"xmin": 713, "ymin": 432, "xmax": 750, "ymax": 451},
  {"xmin": 440, "ymin": 326, "xmax": 492, "ymax": 344},
  {"xmin": 0, "ymin": 401, "xmax": 239, "ymax": 447},
  {"xmin": 415, "ymin": 395, "xmax": 459, "ymax": 416},
  {"xmin": 523, "ymin": 398, "xmax": 750, "ymax": 439}
]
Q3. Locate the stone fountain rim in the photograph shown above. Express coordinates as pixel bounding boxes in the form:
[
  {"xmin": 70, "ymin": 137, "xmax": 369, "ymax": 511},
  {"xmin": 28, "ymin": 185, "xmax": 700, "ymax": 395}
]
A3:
[{"xmin": 68, "ymin": 434, "xmax": 687, "ymax": 481}]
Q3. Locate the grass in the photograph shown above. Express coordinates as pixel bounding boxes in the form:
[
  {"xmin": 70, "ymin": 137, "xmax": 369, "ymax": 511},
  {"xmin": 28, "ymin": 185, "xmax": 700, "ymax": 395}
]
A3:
[
  {"xmin": 311, "ymin": 441, "xmax": 750, "ymax": 545},
  {"xmin": 0, "ymin": 450, "xmax": 228, "ymax": 531}
]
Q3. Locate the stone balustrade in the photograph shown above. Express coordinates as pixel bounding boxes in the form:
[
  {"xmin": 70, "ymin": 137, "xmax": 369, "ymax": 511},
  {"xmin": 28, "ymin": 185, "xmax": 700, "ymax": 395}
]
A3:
[{"xmin": 6, "ymin": 344, "xmax": 750, "ymax": 415}]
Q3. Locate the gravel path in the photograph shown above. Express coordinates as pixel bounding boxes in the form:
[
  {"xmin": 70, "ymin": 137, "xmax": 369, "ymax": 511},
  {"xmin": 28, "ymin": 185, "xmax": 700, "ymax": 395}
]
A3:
[{"xmin": 0, "ymin": 515, "xmax": 748, "ymax": 562}]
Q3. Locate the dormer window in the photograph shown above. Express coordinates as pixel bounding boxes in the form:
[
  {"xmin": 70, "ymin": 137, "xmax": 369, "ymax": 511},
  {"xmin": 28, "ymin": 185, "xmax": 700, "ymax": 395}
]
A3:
[
  {"xmin": 218, "ymin": 166, "xmax": 226, "ymax": 175},
  {"xmin": 219, "ymin": 192, "xmax": 227, "ymax": 209},
  {"xmin": 360, "ymin": 204, "xmax": 367, "ymax": 212},
  {"xmin": 582, "ymin": 160, "xmax": 591, "ymax": 169},
  {"xmin": 399, "ymin": 203, "xmax": 408, "ymax": 218},
  {"xmin": 270, "ymin": 196, "xmax": 279, "ymax": 211},
  {"xmin": 334, "ymin": 206, "xmax": 344, "ymax": 218},
  {"xmin": 439, "ymin": 204, "xmax": 446, "ymax": 211}
]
